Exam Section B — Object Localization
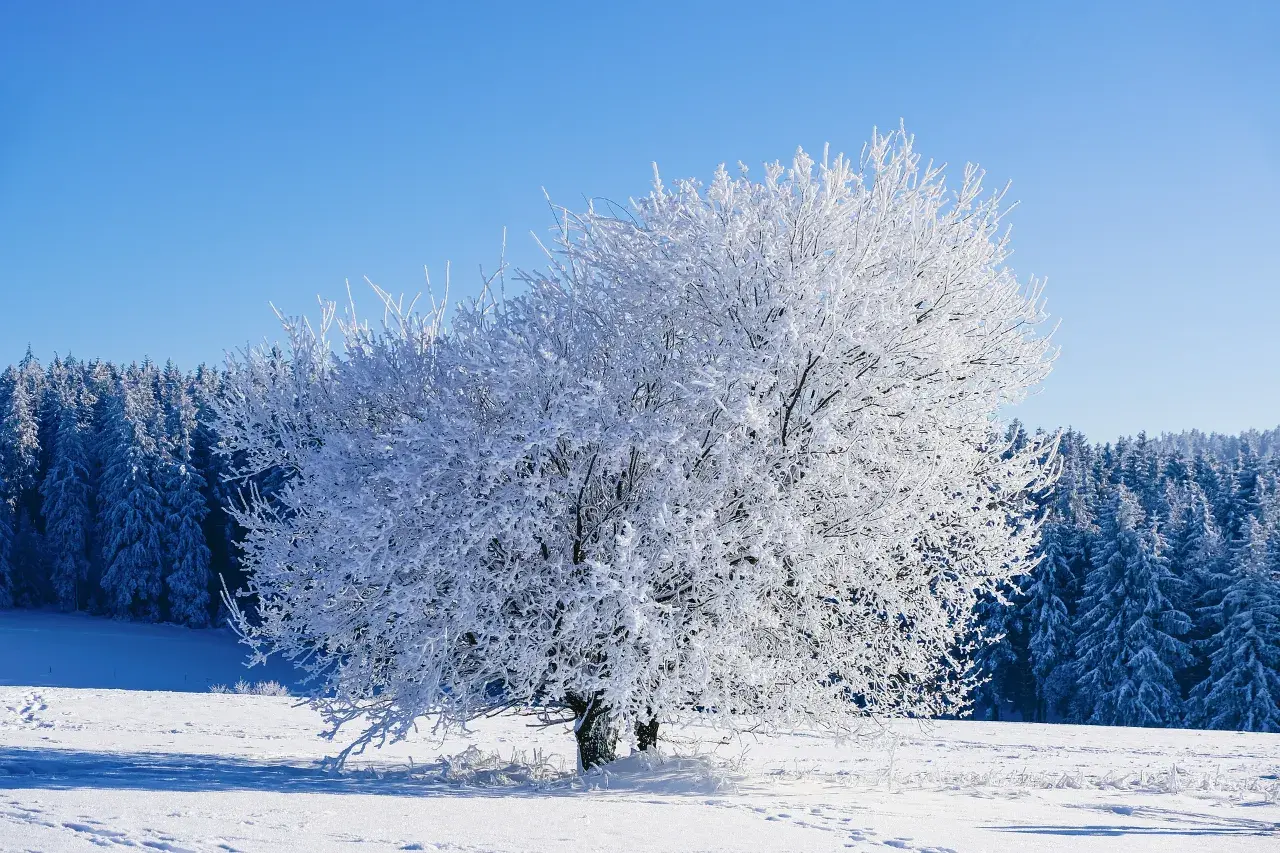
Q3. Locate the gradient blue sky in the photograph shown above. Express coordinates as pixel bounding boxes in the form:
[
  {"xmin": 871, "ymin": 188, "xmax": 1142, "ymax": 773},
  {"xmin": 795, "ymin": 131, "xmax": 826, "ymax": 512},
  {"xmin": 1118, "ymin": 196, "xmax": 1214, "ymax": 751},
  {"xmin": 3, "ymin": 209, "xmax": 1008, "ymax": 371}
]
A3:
[{"xmin": 2, "ymin": 1, "xmax": 1276, "ymax": 440}]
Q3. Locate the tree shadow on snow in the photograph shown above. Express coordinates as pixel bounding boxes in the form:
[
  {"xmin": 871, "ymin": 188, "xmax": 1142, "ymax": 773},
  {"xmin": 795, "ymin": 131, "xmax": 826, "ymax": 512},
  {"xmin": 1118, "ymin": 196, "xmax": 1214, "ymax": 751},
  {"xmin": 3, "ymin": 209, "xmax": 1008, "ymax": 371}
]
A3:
[
  {"xmin": 0, "ymin": 746, "xmax": 731, "ymax": 798},
  {"xmin": 991, "ymin": 804, "xmax": 1279, "ymax": 838}
]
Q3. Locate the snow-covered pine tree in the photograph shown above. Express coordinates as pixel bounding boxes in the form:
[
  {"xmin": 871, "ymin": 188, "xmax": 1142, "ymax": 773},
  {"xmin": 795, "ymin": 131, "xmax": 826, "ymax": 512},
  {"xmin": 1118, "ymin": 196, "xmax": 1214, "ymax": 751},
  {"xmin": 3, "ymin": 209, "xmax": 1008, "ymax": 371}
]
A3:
[
  {"xmin": 1073, "ymin": 485, "xmax": 1191, "ymax": 727},
  {"xmin": 84, "ymin": 359, "xmax": 120, "ymax": 606},
  {"xmin": 97, "ymin": 369, "xmax": 167, "ymax": 620},
  {"xmin": 1193, "ymin": 453, "xmax": 1228, "ymax": 532},
  {"xmin": 0, "ymin": 477, "xmax": 12, "ymax": 607},
  {"xmin": 0, "ymin": 366, "xmax": 41, "ymax": 493},
  {"xmin": 1163, "ymin": 453, "xmax": 1190, "ymax": 488},
  {"xmin": 159, "ymin": 371, "xmax": 211, "ymax": 626},
  {"xmin": 41, "ymin": 399, "xmax": 93, "ymax": 610},
  {"xmin": 1123, "ymin": 432, "xmax": 1166, "ymax": 518},
  {"xmin": 220, "ymin": 131, "xmax": 1058, "ymax": 769},
  {"xmin": 160, "ymin": 460, "xmax": 211, "ymax": 626},
  {"xmin": 1026, "ymin": 521, "xmax": 1075, "ymax": 721},
  {"xmin": 1, "ymin": 356, "xmax": 44, "ymax": 499},
  {"xmin": 0, "ymin": 353, "xmax": 49, "ymax": 604},
  {"xmin": 1166, "ymin": 482, "xmax": 1229, "ymax": 695},
  {"xmin": 1188, "ymin": 517, "xmax": 1280, "ymax": 732},
  {"xmin": 40, "ymin": 354, "xmax": 69, "ymax": 477},
  {"xmin": 1025, "ymin": 438, "xmax": 1093, "ymax": 721},
  {"xmin": 1105, "ymin": 439, "xmax": 1127, "ymax": 486},
  {"xmin": 189, "ymin": 365, "xmax": 238, "ymax": 604},
  {"xmin": 1225, "ymin": 445, "xmax": 1264, "ymax": 546}
]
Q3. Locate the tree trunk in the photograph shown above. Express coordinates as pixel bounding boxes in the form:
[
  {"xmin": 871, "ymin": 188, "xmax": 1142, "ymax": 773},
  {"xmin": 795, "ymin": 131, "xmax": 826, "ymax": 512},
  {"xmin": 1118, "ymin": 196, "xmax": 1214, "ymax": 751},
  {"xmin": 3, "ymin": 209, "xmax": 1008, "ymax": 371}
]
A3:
[
  {"xmin": 566, "ymin": 692, "xmax": 617, "ymax": 771},
  {"xmin": 635, "ymin": 716, "xmax": 659, "ymax": 751}
]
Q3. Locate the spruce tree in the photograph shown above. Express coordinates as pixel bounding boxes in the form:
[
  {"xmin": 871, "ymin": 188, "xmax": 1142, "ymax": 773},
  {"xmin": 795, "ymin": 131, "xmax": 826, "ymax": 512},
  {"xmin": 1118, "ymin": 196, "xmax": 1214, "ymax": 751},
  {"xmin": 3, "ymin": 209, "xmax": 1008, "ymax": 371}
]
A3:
[
  {"xmin": 1073, "ymin": 486, "xmax": 1191, "ymax": 727},
  {"xmin": 97, "ymin": 372, "xmax": 166, "ymax": 620},
  {"xmin": 1, "ymin": 358, "xmax": 43, "ymax": 497},
  {"xmin": 1167, "ymin": 484, "xmax": 1229, "ymax": 694},
  {"xmin": 1188, "ymin": 518, "xmax": 1280, "ymax": 732},
  {"xmin": 1123, "ymin": 432, "xmax": 1164, "ymax": 516},
  {"xmin": 1193, "ymin": 453, "xmax": 1229, "ymax": 533},
  {"xmin": 42, "ymin": 402, "xmax": 93, "ymax": 610},
  {"xmin": 0, "ymin": 482, "xmax": 13, "ymax": 608},
  {"xmin": 0, "ymin": 357, "xmax": 47, "ymax": 603},
  {"xmin": 1026, "ymin": 521, "xmax": 1075, "ymax": 721},
  {"xmin": 158, "ymin": 375, "xmax": 211, "ymax": 626},
  {"xmin": 1225, "ymin": 445, "xmax": 1264, "ymax": 546},
  {"xmin": 85, "ymin": 360, "xmax": 119, "ymax": 605},
  {"xmin": 161, "ymin": 460, "xmax": 211, "ymax": 626},
  {"xmin": 1025, "ymin": 431, "xmax": 1093, "ymax": 720}
]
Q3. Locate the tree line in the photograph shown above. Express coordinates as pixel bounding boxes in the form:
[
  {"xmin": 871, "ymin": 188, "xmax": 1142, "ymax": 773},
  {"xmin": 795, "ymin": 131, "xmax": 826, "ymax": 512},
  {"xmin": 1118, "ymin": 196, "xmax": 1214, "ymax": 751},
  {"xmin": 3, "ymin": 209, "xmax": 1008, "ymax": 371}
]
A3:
[
  {"xmin": 0, "ymin": 349, "xmax": 245, "ymax": 624},
  {"xmin": 973, "ymin": 424, "xmax": 1280, "ymax": 733},
  {"xmin": 2, "ymin": 348, "xmax": 1278, "ymax": 734}
]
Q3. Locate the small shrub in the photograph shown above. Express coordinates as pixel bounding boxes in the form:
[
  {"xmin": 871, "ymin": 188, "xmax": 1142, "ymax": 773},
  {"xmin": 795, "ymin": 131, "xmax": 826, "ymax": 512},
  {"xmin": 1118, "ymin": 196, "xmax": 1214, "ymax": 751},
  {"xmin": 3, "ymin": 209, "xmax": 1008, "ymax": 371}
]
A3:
[
  {"xmin": 209, "ymin": 680, "xmax": 290, "ymax": 696},
  {"xmin": 250, "ymin": 680, "xmax": 290, "ymax": 696}
]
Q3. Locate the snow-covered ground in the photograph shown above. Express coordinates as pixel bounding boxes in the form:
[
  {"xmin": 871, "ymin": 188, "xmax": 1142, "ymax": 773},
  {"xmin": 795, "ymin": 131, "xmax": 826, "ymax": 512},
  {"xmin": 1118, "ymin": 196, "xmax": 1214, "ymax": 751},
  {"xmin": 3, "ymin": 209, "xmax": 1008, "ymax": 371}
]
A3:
[
  {"xmin": 1, "ymin": 612, "xmax": 1277, "ymax": 852},
  {"xmin": 0, "ymin": 609, "xmax": 302, "ymax": 693}
]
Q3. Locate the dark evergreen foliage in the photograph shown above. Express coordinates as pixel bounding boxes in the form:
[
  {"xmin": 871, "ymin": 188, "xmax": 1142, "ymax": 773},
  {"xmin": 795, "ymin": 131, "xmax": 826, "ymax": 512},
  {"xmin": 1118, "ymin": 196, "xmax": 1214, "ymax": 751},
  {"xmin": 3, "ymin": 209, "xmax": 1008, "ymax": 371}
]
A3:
[
  {"xmin": 973, "ymin": 422, "xmax": 1280, "ymax": 732},
  {"xmin": 0, "ymin": 355, "xmax": 240, "ymax": 625},
  {"xmin": 1071, "ymin": 487, "xmax": 1191, "ymax": 727}
]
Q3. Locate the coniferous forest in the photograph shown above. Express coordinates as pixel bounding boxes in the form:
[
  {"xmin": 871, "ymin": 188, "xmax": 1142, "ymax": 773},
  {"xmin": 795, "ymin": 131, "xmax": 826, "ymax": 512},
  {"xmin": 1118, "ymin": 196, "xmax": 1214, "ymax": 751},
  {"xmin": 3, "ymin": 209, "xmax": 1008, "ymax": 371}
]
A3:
[
  {"xmin": 0, "ymin": 350, "xmax": 243, "ymax": 626},
  {"xmin": 972, "ymin": 423, "xmax": 1280, "ymax": 732},
  {"xmin": 2, "ymin": 349, "xmax": 1278, "ymax": 732}
]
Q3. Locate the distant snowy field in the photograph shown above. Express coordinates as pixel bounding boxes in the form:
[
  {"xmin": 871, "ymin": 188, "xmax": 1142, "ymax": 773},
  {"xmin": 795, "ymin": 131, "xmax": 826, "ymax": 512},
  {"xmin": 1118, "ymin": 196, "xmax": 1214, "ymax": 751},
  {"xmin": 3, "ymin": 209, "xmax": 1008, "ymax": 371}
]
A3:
[
  {"xmin": 0, "ymin": 610, "xmax": 303, "ymax": 693},
  {"xmin": 1, "ymin": 612, "xmax": 1277, "ymax": 852}
]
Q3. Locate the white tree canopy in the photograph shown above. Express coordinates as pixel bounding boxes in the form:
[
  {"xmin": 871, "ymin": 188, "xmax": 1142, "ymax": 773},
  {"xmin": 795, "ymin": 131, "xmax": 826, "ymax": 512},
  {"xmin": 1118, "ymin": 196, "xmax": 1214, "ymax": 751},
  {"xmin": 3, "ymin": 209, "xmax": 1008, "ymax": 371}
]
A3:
[{"xmin": 218, "ymin": 130, "xmax": 1057, "ymax": 764}]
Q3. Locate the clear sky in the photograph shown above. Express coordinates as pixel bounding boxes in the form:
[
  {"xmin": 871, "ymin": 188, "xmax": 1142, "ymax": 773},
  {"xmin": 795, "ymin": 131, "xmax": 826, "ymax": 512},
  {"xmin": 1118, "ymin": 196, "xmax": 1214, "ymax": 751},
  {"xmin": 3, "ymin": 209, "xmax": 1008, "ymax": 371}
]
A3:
[{"xmin": 2, "ymin": 1, "xmax": 1276, "ymax": 441}]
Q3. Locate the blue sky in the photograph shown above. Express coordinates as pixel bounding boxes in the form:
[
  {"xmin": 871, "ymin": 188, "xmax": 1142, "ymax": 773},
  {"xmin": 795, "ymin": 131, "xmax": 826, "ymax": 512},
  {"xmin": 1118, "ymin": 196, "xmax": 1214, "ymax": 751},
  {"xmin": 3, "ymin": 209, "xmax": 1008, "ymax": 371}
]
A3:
[{"xmin": 2, "ymin": 1, "xmax": 1276, "ymax": 440}]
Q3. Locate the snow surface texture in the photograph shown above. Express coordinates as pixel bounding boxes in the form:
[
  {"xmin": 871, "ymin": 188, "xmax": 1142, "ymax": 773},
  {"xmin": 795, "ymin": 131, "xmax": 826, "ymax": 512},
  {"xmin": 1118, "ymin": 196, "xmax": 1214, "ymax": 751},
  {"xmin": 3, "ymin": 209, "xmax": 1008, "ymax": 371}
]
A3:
[
  {"xmin": 2, "ymin": 711, "xmax": 1279, "ymax": 847},
  {"xmin": 1, "ymin": 687, "xmax": 1278, "ymax": 853}
]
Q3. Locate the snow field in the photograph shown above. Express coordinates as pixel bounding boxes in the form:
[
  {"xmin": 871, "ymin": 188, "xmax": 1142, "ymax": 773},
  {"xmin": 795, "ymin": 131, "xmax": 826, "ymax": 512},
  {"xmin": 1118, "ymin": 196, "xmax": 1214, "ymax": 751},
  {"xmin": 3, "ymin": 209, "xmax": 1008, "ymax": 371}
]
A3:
[
  {"xmin": 0, "ymin": 609, "xmax": 303, "ymax": 693},
  {"xmin": 1, "ymin": 685, "xmax": 1278, "ymax": 852}
]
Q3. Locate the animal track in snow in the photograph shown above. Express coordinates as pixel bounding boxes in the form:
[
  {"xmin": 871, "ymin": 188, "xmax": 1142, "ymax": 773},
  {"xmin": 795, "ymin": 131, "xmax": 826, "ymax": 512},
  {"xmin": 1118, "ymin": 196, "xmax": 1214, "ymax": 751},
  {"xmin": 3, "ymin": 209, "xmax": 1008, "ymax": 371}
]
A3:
[
  {"xmin": 2, "ymin": 691, "xmax": 53, "ymax": 729},
  {"xmin": 722, "ymin": 800, "xmax": 959, "ymax": 853},
  {"xmin": 57, "ymin": 819, "xmax": 202, "ymax": 852}
]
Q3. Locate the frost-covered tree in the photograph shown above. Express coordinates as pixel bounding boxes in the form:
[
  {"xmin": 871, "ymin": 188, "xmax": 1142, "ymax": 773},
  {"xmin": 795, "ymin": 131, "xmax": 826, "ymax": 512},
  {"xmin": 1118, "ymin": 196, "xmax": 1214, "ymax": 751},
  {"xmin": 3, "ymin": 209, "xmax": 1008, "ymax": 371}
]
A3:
[
  {"xmin": 1026, "ymin": 433, "xmax": 1092, "ymax": 720},
  {"xmin": 0, "ymin": 359, "xmax": 45, "ymax": 601},
  {"xmin": 159, "ymin": 373, "xmax": 211, "ymax": 626},
  {"xmin": 221, "ymin": 131, "xmax": 1057, "ymax": 769},
  {"xmin": 98, "ymin": 371, "xmax": 167, "ymax": 620},
  {"xmin": 1166, "ymin": 483, "xmax": 1229, "ymax": 694},
  {"xmin": 1225, "ymin": 446, "xmax": 1265, "ymax": 547},
  {"xmin": 1026, "ymin": 520, "xmax": 1078, "ymax": 720},
  {"xmin": 160, "ymin": 459, "xmax": 211, "ymax": 626},
  {"xmin": 0, "ymin": 357, "xmax": 43, "ymax": 499},
  {"xmin": 1073, "ymin": 486, "xmax": 1191, "ymax": 727},
  {"xmin": 969, "ymin": 582, "xmax": 1030, "ymax": 721},
  {"xmin": 0, "ymin": 479, "xmax": 13, "ymax": 607},
  {"xmin": 42, "ymin": 402, "xmax": 92, "ymax": 610},
  {"xmin": 1188, "ymin": 518, "xmax": 1280, "ymax": 731},
  {"xmin": 1123, "ymin": 432, "xmax": 1166, "ymax": 518}
]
